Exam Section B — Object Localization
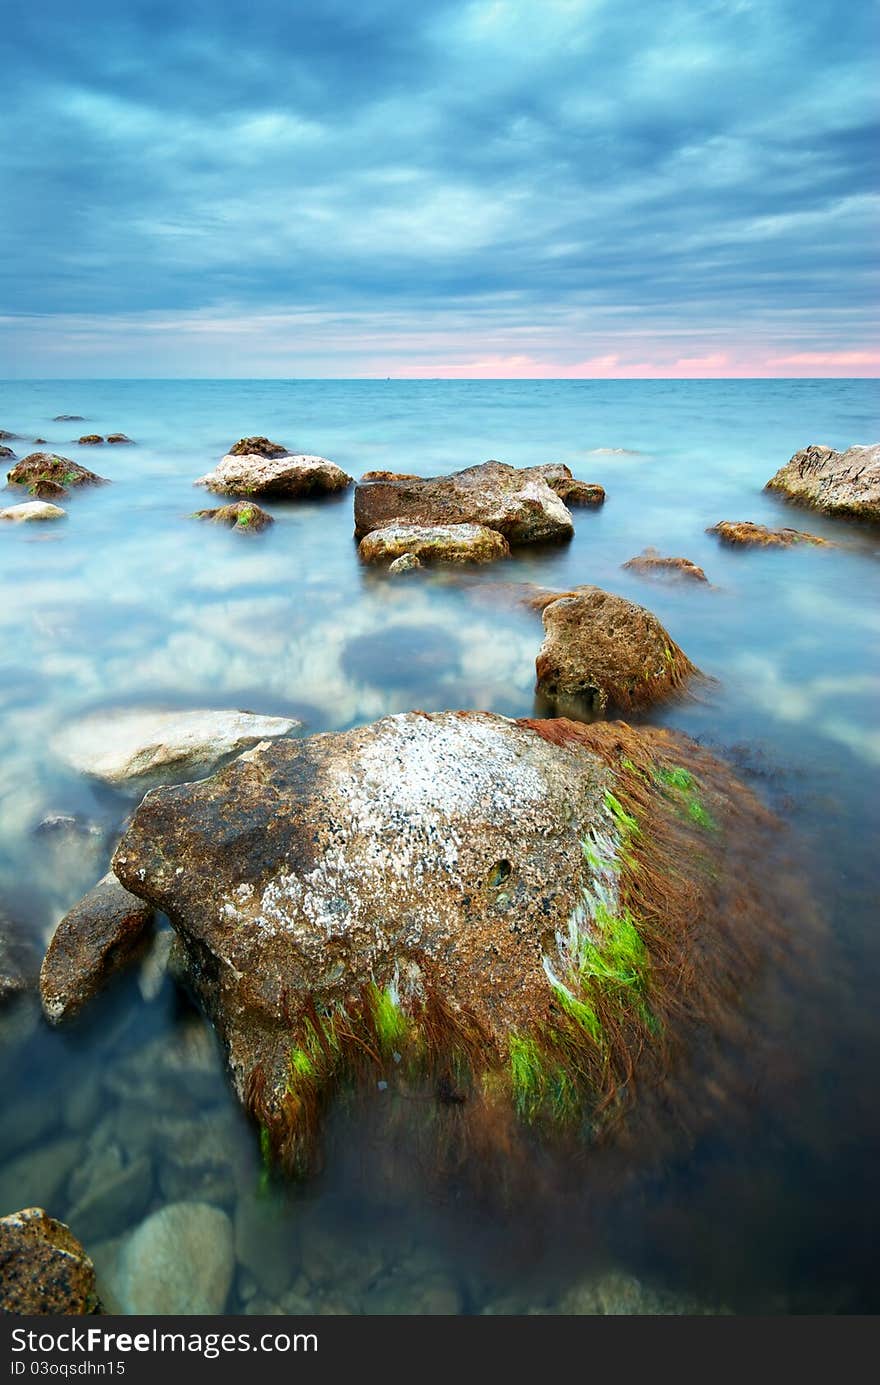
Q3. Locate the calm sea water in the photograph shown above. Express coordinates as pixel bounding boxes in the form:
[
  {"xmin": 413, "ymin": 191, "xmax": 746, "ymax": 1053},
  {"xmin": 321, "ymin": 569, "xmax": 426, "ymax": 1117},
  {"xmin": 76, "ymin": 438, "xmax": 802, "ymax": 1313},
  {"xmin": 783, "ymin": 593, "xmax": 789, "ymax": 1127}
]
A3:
[{"xmin": 1, "ymin": 378, "xmax": 878, "ymax": 1313}]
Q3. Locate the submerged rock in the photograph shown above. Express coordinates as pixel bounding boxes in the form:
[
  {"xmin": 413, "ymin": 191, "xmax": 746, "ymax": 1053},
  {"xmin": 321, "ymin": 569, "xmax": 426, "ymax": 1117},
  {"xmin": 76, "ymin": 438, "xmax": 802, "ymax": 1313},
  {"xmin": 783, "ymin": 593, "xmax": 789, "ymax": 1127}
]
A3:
[
  {"xmin": 53, "ymin": 415, "xmax": 84, "ymax": 422},
  {"xmin": 765, "ymin": 442, "xmax": 880, "ymax": 520},
  {"xmin": 354, "ymin": 460, "xmax": 575, "ymax": 545},
  {"xmin": 53, "ymin": 706, "xmax": 301, "ymax": 789},
  {"xmin": 707, "ymin": 520, "xmax": 828, "ymax": 548},
  {"xmin": 116, "ymin": 1202, "xmax": 234, "ymax": 1315},
  {"xmin": 359, "ymin": 522, "xmax": 510, "ymax": 566},
  {"xmin": 77, "ymin": 434, "xmax": 104, "ymax": 445},
  {"xmin": 113, "ymin": 710, "xmax": 777, "ymax": 1171},
  {"xmin": 0, "ymin": 1209, "xmax": 100, "ymax": 1315},
  {"xmin": 193, "ymin": 501, "xmax": 274, "ymax": 532},
  {"xmin": 623, "ymin": 549, "xmax": 708, "ymax": 583},
  {"xmin": 1, "ymin": 911, "xmax": 37, "ymax": 1002},
  {"xmin": 535, "ymin": 586, "xmax": 701, "ymax": 714},
  {"xmin": 7, "ymin": 452, "xmax": 107, "ymax": 497},
  {"xmin": 198, "ymin": 452, "xmax": 352, "ymax": 498},
  {"xmin": 40, "ymin": 872, "xmax": 155, "ymax": 1023},
  {"xmin": 0, "ymin": 500, "xmax": 66, "ymax": 522},
  {"xmin": 530, "ymin": 464, "xmax": 605, "ymax": 507}
]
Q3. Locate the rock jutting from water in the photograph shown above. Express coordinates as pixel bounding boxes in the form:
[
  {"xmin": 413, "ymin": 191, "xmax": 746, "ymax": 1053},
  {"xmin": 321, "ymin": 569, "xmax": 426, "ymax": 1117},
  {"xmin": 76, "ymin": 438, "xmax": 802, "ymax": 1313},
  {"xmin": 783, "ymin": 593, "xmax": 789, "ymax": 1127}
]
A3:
[
  {"xmin": 193, "ymin": 501, "xmax": 274, "ymax": 532},
  {"xmin": 529, "ymin": 464, "xmax": 605, "ymax": 507},
  {"xmin": 77, "ymin": 434, "xmax": 104, "ymax": 445},
  {"xmin": 0, "ymin": 501, "xmax": 67, "ymax": 522},
  {"xmin": 706, "ymin": 520, "xmax": 828, "ymax": 548},
  {"xmin": 0, "ymin": 445, "xmax": 15, "ymax": 460},
  {"xmin": 533, "ymin": 586, "xmax": 701, "ymax": 714},
  {"xmin": 113, "ymin": 709, "xmax": 779, "ymax": 1172},
  {"xmin": 359, "ymin": 522, "xmax": 510, "ymax": 566},
  {"xmin": 388, "ymin": 552, "xmax": 422, "ymax": 573},
  {"xmin": 107, "ymin": 433, "xmax": 133, "ymax": 444},
  {"xmin": 765, "ymin": 442, "xmax": 880, "ymax": 520},
  {"xmin": 39, "ymin": 872, "xmax": 155, "ymax": 1023},
  {"xmin": 0, "ymin": 1209, "xmax": 101, "ymax": 1315},
  {"xmin": 6, "ymin": 452, "xmax": 108, "ymax": 499},
  {"xmin": 354, "ymin": 460, "xmax": 576, "ymax": 546},
  {"xmin": 197, "ymin": 441, "xmax": 352, "ymax": 498},
  {"xmin": 622, "ymin": 549, "xmax": 708, "ymax": 583},
  {"xmin": 53, "ymin": 706, "xmax": 301, "ymax": 789},
  {"xmin": 53, "ymin": 415, "xmax": 84, "ymax": 422}
]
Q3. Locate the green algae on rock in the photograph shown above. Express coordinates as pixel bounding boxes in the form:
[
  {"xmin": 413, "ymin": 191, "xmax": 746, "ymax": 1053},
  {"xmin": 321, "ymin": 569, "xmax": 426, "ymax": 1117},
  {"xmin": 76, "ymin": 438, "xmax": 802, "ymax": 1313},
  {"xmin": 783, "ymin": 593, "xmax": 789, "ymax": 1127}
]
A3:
[
  {"xmin": 112, "ymin": 710, "xmax": 779, "ymax": 1174},
  {"xmin": 6, "ymin": 452, "xmax": 108, "ymax": 498},
  {"xmin": 193, "ymin": 501, "xmax": 274, "ymax": 532}
]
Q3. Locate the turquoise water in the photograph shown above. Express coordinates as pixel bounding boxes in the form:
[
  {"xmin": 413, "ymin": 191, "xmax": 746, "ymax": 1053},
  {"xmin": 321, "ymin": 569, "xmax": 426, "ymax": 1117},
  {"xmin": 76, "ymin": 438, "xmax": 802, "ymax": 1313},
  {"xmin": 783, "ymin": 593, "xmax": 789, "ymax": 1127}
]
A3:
[{"xmin": 1, "ymin": 378, "xmax": 878, "ymax": 1313}]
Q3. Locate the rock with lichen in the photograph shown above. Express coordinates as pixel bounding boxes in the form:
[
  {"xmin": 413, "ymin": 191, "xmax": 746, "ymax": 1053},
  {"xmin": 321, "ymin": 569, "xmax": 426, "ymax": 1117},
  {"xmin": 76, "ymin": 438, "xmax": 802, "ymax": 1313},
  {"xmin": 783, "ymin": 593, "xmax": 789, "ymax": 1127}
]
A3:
[
  {"xmin": 193, "ymin": 501, "xmax": 274, "ymax": 532},
  {"xmin": 197, "ymin": 449, "xmax": 352, "ymax": 498},
  {"xmin": 113, "ymin": 710, "xmax": 778, "ymax": 1171},
  {"xmin": 529, "ymin": 464, "xmax": 605, "ymax": 507},
  {"xmin": 623, "ymin": 549, "xmax": 708, "ymax": 582},
  {"xmin": 765, "ymin": 442, "xmax": 880, "ymax": 520},
  {"xmin": 0, "ymin": 1208, "xmax": 101, "ymax": 1314},
  {"xmin": 359, "ymin": 522, "xmax": 509, "ymax": 566},
  {"xmin": 7, "ymin": 452, "xmax": 107, "ymax": 498},
  {"xmin": 707, "ymin": 520, "xmax": 828, "ymax": 548}
]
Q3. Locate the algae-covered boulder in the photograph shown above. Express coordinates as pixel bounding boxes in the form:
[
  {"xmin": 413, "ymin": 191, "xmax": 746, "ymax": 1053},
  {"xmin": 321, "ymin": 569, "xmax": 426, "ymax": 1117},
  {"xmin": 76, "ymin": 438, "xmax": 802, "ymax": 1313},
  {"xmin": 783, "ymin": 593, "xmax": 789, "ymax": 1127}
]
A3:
[
  {"xmin": 40, "ymin": 872, "xmax": 155, "ymax": 1023},
  {"xmin": 354, "ymin": 460, "xmax": 575, "ymax": 546},
  {"xmin": 765, "ymin": 442, "xmax": 880, "ymax": 520},
  {"xmin": 359, "ymin": 522, "xmax": 510, "ymax": 566},
  {"xmin": 534, "ymin": 586, "xmax": 701, "ymax": 714},
  {"xmin": 7, "ymin": 452, "xmax": 107, "ymax": 498},
  {"xmin": 197, "ymin": 451, "xmax": 352, "ymax": 498},
  {"xmin": 707, "ymin": 520, "xmax": 828, "ymax": 548},
  {"xmin": 193, "ymin": 501, "xmax": 274, "ymax": 532},
  {"xmin": 113, "ymin": 710, "xmax": 776, "ymax": 1171},
  {"xmin": 0, "ymin": 1208, "xmax": 100, "ymax": 1314}
]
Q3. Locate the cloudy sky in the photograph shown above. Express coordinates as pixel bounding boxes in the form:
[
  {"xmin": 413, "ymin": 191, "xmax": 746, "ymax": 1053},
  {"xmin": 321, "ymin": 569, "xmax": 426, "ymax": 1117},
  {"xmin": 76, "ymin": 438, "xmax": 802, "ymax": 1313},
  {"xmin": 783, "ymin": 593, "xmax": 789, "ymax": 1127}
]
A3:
[{"xmin": 2, "ymin": 0, "xmax": 877, "ymax": 377}]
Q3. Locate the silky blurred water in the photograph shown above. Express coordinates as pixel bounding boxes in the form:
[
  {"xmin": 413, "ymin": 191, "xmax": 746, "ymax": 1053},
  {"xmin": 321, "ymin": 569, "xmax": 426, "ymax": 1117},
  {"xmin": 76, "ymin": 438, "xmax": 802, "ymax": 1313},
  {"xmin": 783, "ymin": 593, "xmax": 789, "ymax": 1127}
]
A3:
[{"xmin": 1, "ymin": 378, "xmax": 878, "ymax": 1313}]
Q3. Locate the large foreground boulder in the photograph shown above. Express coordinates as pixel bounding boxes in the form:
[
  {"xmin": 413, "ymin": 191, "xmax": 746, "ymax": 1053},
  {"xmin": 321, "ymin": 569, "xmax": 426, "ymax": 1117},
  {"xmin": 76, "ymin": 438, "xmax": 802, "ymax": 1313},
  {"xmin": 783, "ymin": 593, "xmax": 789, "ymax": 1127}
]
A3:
[
  {"xmin": 53, "ymin": 706, "xmax": 301, "ymax": 789},
  {"xmin": 354, "ymin": 461, "xmax": 576, "ymax": 545},
  {"xmin": 0, "ymin": 1209, "xmax": 100, "ymax": 1314},
  {"xmin": 359, "ymin": 522, "xmax": 510, "ymax": 566},
  {"xmin": 534, "ymin": 586, "xmax": 701, "ymax": 713},
  {"xmin": 765, "ymin": 442, "xmax": 880, "ymax": 520},
  {"xmin": 197, "ymin": 450, "xmax": 352, "ymax": 498},
  {"xmin": 7, "ymin": 452, "xmax": 107, "ymax": 498},
  {"xmin": 40, "ymin": 873, "xmax": 155, "ymax": 1022},
  {"xmin": 113, "ymin": 710, "xmax": 777, "ymax": 1171}
]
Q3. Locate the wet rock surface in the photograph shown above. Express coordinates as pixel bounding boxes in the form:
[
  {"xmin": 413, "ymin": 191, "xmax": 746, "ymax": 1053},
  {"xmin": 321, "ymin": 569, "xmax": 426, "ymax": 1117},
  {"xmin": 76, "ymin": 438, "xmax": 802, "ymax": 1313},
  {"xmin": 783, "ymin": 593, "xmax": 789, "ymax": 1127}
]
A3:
[
  {"xmin": 707, "ymin": 520, "xmax": 828, "ymax": 548},
  {"xmin": 77, "ymin": 435, "xmax": 104, "ymax": 445},
  {"xmin": 0, "ymin": 1208, "xmax": 100, "ymax": 1314},
  {"xmin": 193, "ymin": 501, "xmax": 274, "ymax": 531},
  {"xmin": 197, "ymin": 451, "xmax": 352, "ymax": 498},
  {"xmin": 6, "ymin": 452, "xmax": 108, "ymax": 497},
  {"xmin": 622, "ymin": 548, "xmax": 708, "ymax": 582},
  {"xmin": 107, "ymin": 434, "xmax": 133, "ymax": 444},
  {"xmin": 354, "ymin": 460, "xmax": 576, "ymax": 545},
  {"xmin": 359, "ymin": 521, "xmax": 510, "ymax": 565},
  {"xmin": 530, "ymin": 464, "xmax": 605, "ymax": 507},
  {"xmin": 228, "ymin": 436, "xmax": 288, "ymax": 458},
  {"xmin": 0, "ymin": 445, "xmax": 15, "ymax": 460},
  {"xmin": 535, "ymin": 586, "xmax": 701, "ymax": 713},
  {"xmin": 765, "ymin": 442, "xmax": 880, "ymax": 520},
  {"xmin": 40, "ymin": 872, "xmax": 155, "ymax": 1023}
]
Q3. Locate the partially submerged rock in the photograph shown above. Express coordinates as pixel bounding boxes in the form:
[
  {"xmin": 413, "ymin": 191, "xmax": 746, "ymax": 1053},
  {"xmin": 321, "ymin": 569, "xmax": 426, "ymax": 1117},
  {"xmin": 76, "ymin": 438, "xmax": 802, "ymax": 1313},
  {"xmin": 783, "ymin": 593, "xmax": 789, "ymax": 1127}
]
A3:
[
  {"xmin": 530, "ymin": 464, "xmax": 605, "ymax": 507},
  {"xmin": 359, "ymin": 522, "xmax": 510, "ymax": 566},
  {"xmin": 40, "ymin": 872, "xmax": 155, "ymax": 1023},
  {"xmin": 707, "ymin": 520, "xmax": 828, "ymax": 548},
  {"xmin": 7, "ymin": 452, "xmax": 108, "ymax": 498},
  {"xmin": 113, "ymin": 710, "xmax": 778, "ymax": 1171},
  {"xmin": 0, "ymin": 1208, "xmax": 100, "ymax": 1314},
  {"xmin": 623, "ymin": 549, "xmax": 708, "ymax": 583},
  {"xmin": 0, "ymin": 500, "xmax": 66, "ymax": 522},
  {"xmin": 53, "ymin": 415, "xmax": 84, "ymax": 422},
  {"xmin": 77, "ymin": 434, "xmax": 104, "ymax": 445},
  {"xmin": 389, "ymin": 552, "xmax": 422, "ymax": 574},
  {"xmin": 354, "ymin": 460, "xmax": 575, "ymax": 546},
  {"xmin": 53, "ymin": 706, "xmax": 301, "ymax": 789},
  {"xmin": 193, "ymin": 501, "xmax": 274, "ymax": 532},
  {"xmin": 535, "ymin": 586, "xmax": 701, "ymax": 714},
  {"xmin": 0, "ymin": 430, "xmax": 19, "ymax": 441},
  {"xmin": 228, "ymin": 436, "xmax": 288, "ymax": 458},
  {"xmin": 197, "ymin": 451, "xmax": 352, "ymax": 499},
  {"xmin": 0, "ymin": 445, "xmax": 15, "ymax": 460},
  {"xmin": 765, "ymin": 442, "xmax": 880, "ymax": 520},
  {"xmin": 107, "ymin": 433, "xmax": 133, "ymax": 444}
]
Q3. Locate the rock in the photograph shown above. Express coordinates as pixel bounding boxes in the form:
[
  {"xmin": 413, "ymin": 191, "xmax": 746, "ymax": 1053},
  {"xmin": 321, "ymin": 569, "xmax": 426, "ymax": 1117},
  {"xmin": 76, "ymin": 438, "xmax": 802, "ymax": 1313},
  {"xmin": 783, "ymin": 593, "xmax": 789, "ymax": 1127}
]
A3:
[
  {"xmin": 535, "ymin": 586, "xmax": 701, "ymax": 713},
  {"xmin": 63, "ymin": 1077, "xmax": 103, "ymax": 1134},
  {"xmin": 0, "ymin": 430, "xmax": 19, "ymax": 440},
  {"xmin": 3, "ymin": 1092, "xmax": 59, "ymax": 1160},
  {"xmin": 65, "ymin": 1155, "xmax": 153, "ymax": 1244},
  {"xmin": 0, "ymin": 501, "xmax": 67, "ymax": 522},
  {"xmin": 0, "ymin": 445, "xmax": 15, "ymax": 460},
  {"xmin": 116, "ymin": 1202, "xmax": 234, "ymax": 1314},
  {"xmin": 365, "ymin": 1270, "xmax": 464, "ymax": 1315},
  {"xmin": 234, "ymin": 1191, "xmax": 299, "ymax": 1300},
  {"xmin": 197, "ymin": 452, "xmax": 352, "ymax": 499},
  {"xmin": 53, "ymin": 706, "xmax": 301, "ymax": 789},
  {"xmin": 228, "ymin": 436, "xmax": 288, "ymax": 458},
  {"xmin": 622, "ymin": 549, "xmax": 708, "ymax": 583},
  {"xmin": 359, "ymin": 522, "xmax": 510, "ymax": 566},
  {"xmin": 0, "ymin": 1139, "xmax": 82, "ymax": 1215},
  {"xmin": 765, "ymin": 442, "xmax": 880, "ymax": 520},
  {"xmin": 0, "ymin": 1209, "xmax": 100, "ymax": 1314},
  {"xmin": 556, "ymin": 1269, "xmax": 721, "ymax": 1315},
  {"xmin": 107, "ymin": 433, "xmax": 133, "ymax": 444},
  {"xmin": 154, "ymin": 1108, "xmax": 241, "ymax": 1205},
  {"xmin": 1, "ymin": 911, "xmax": 36, "ymax": 1001},
  {"xmin": 361, "ymin": 469, "xmax": 420, "ymax": 482},
  {"xmin": 104, "ymin": 1020, "xmax": 226, "ymax": 1110},
  {"xmin": 530, "ymin": 464, "xmax": 605, "ymax": 507},
  {"xmin": 193, "ymin": 501, "xmax": 274, "ymax": 532},
  {"xmin": 7, "ymin": 452, "xmax": 107, "ymax": 497},
  {"xmin": 707, "ymin": 520, "xmax": 828, "ymax": 548},
  {"xmin": 53, "ymin": 415, "xmax": 84, "ymax": 422},
  {"xmin": 354, "ymin": 460, "xmax": 575, "ymax": 545},
  {"xmin": 388, "ymin": 552, "xmax": 422, "ymax": 574},
  {"xmin": 77, "ymin": 434, "xmax": 104, "ymax": 445},
  {"xmin": 40, "ymin": 872, "xmax": 155, "ymax": 1023},
  {"xmin": 33, "ymin": 438, "xmax": 47, "ymax": 445},
  {"xmin": 112, "ymin": 710, "xmax": 776, "ymax": 1168}
]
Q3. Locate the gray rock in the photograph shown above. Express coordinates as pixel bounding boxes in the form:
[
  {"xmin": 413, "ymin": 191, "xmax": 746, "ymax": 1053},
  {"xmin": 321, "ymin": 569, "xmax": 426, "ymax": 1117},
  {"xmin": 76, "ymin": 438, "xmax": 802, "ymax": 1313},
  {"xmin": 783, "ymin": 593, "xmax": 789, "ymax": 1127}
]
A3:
[
  {"xmin": 40, "ymin": 872, "xmax": 155, "ymax": 1022},
  {"xmin": 65, "ymin": 1154, "xmax": 153, "ymax": 1243},
  {"xmin": 0, "ymin": 1138, "xmax": 82, "ymax": 1215},
  {"xmin": 197, "ymin": 453, "xmax": 352, "ymax": 499},
  {"xmin": 116, "ymin": 1202, "xmax": 234, "ymax": 1314},
  {"xmin": 765, "ymin": 441, "xmax": 880, "ymax": 520},
  {"xmin": 555, "ymin": 1269, "xmax": 723, "ymax": 1315}
]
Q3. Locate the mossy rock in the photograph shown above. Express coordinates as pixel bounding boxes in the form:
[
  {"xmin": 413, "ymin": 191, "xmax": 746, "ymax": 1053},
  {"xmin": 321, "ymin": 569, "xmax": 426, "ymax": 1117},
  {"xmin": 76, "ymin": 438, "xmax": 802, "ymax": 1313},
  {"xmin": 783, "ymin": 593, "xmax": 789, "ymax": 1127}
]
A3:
[{"xmin": 193, "ymin": 501, "xmax": 274, "ymax": 532}]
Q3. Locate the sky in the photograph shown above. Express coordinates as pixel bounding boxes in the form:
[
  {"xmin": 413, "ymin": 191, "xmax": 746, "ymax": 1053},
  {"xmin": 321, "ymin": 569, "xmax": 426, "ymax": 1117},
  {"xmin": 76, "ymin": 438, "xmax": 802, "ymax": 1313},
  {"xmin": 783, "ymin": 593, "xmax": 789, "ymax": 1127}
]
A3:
[{"xmin": 1, "ymin": 0, "xmax": 877, "ymax": 378}]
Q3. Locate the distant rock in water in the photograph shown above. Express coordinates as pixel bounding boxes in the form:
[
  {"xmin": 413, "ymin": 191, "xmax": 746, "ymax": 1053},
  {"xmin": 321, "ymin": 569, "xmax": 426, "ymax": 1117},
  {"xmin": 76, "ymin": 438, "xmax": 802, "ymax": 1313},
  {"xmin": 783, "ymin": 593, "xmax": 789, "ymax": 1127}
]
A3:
[
  {"xmin": 228, "ymin": 435, "xmax": 288, "ymax": 458},
  {"xmin": 0, "ymin": 1209, "xmax": 100, "ymax": 1315},
  {"xmin": 197, "ymin": 450, "xmax": 352, "ymax": 499},
  {"xmin": 707, "ymin": 520, "xmax": 828, "ymax": 548},
  {"xmin": 530, "ymin": 463, "xmax": 605, "ymax": 507},
  {"xmin": 40, "ymin": 872, "xmax": 155, "ymax": 1023},
  {"xmin": 7, "ymin": 452, "xmax": 107, "ymax": 498},
  {"xmin": 359, "ymin": 521, "xmax": 509, "ymax": 566},
  {"xmin": 765, "ymin": 442, "xmax": 880, "ymax": 520},
  {"xmin": 53, "ymin": 706, "xmax": 301, "ymax": 789},
  {"xmin": 0, "ymin": 445, "xmax": 15, "ymax": 460},
  {"xmin": 33, "ymin": 438, "xmax": 47, "ymax": 445},
  {"xmin": 534, "ymin": 586, "xmax": 702, "ymax": 714},
  {"xmin": 53, "ymin": 415, "xmax": 85, "ymax": 422},
  {"xmin": 193, "ymin": 501, "xmax": 274, "ymax": 532},
  {"xmin": 77, "ymin": 434, "xmax": 104, "ymax": 445},
  {"xmin": 107, "ymin": 433, "xmax": 133, "ymax": 444},
  {"xmin": 0, "ymin": 501, "xmax": 66, "ymax": 523},
  {"xmin": 623, "ymin": 549, "xmax": 708, "ymax": 583},
  {"xmin": 354, "ymin": 460, "xmax": 575, "ymax": 546},
  {"xmin": 0, "ymin": 430, "xmax": 20, "ymax": 441},
  {"xmin": 113, "ymin": 709, "xmax": 778, "ymax": 1172}
]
